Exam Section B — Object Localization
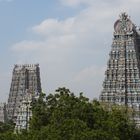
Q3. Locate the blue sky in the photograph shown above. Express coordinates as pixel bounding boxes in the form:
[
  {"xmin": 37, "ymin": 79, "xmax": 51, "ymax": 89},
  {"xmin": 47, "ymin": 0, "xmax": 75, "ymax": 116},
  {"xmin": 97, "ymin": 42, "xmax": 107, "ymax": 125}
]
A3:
[{"xmin": 1, "ymin": 0, "xmax": 140, "ymax": 102}]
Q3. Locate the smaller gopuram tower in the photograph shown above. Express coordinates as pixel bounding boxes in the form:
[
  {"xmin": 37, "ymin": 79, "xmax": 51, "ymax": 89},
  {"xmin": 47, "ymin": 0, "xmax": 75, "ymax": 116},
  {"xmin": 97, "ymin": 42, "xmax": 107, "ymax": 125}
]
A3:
[{"xmin": 7, "ymin": 64, "xmax": 41, "ymax": 121}]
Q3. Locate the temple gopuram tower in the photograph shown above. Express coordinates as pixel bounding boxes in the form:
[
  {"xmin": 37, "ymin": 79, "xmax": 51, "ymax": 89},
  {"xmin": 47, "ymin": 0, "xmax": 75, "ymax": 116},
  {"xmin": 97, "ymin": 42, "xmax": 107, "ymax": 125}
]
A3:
[
  {"xmin": 100, "ymin": 13, "xmax": 140, "ymax": 124},
  {"xmin": 7, "ymin": 64, "xmax": 42, "ymax": 121}
]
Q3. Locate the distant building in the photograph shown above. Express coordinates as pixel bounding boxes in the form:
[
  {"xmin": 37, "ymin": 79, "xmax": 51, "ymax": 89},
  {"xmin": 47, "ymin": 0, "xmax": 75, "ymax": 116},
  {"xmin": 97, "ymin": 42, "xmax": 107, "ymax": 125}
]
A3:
[
  {"xmin": 7, "ymin": 64, "xmax": 41, "ymax": 122},
  {"xmin": 100, "ymin": 13, "xmax": 140, "ymax": 126},
  {"xmin": 0, "ymin": 103, "xmax": 7, "ymax": 123},
  {"xmin": 14, "ymin": 90, "xmax": 35, "ymax": 132}
]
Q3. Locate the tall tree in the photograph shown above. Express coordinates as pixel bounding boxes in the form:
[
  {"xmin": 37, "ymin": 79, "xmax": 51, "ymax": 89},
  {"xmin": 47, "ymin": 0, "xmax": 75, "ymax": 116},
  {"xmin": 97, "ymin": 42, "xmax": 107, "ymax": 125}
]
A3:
[{"xmin": 28, "ymin": 87, "xmax": 137, "ymax": 140}]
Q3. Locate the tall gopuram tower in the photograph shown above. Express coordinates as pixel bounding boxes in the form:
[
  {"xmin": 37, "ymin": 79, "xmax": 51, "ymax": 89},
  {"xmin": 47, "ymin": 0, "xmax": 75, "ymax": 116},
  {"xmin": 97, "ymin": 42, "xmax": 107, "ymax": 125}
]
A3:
[
  {"xmin": 100, "ymin": 13, "xmax": 140, "ymax": 123},
  {"xmin": 7, "ymin": 64, "xmax": 41, "ymax": 121}
]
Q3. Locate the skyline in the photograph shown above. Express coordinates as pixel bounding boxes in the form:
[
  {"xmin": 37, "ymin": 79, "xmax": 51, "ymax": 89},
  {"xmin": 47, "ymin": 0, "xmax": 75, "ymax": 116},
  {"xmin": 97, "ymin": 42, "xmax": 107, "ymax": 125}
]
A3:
[{"xmin": 1, "ymin": 0, "xmax": 140, "ymax": 102}]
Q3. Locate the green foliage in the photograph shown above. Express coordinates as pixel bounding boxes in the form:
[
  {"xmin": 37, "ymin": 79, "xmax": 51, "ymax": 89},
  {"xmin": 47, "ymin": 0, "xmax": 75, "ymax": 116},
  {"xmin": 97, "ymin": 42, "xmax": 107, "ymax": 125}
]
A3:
[
  {"xmin": 0, "ymin": 120, "xmax": 15, "ymax": 133},
  {"xmin": 0, "ymin": 132, "xmax": 18, "ymax": 140},
  {"xmin": 28, "ymin": 87, "xmax": 138, "ymax": 140},
  {"xmin": 30, "ymin": 92, "xmax": 48, "ymax": 130},
  {"xmin": 1, "ymin": 87, "xmax": 140, "ymax": 139},
  {"xmin": 0, "ymin": 120, "xmax": 16, "ymax": 140}
]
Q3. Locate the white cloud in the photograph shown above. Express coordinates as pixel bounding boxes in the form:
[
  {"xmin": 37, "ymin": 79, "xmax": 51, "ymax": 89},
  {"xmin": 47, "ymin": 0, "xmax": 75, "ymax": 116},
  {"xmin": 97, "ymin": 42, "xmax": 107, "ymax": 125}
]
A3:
[
  {"xmin": 12, "ymin": 40, "xmax": 44, "ymax": 51},
  {"xmin": 32, "ymin": 18, "xmax": 75, "ymax": 37},
  {"xmin": 59, "ymin": 0, "xmax": 84, "ymax": 7},
  {"xmin": 72, "ymin": 66, "xmax": 106, "ymax": 98},
  {"xmin": 59, "ymin": 0, "xmax": 140, "ymax": 7},
  {"xmin": 59, "ymin": 0, "xmax": 96, "ymax": 7},
  {"xmin": 10, "ymin": 0, "xmax": 140, "ymax": 100},
  {"xmin": 74, "ymin": 66, "xmax": 105, "ymax": 83},
  {"xmin": 0, "ymin": 70, "xmax": 11, "ymax": 102}
]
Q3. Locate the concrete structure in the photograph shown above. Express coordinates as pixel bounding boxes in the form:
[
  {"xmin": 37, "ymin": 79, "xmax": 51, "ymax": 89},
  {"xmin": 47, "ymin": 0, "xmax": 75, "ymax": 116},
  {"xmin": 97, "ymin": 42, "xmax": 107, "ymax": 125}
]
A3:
[
  {"xmin": 100, "ymin": 13, "xmax": 140, "ymax": 126},
  {"xmin": 0, "ymin": 103, "xmax": 7, "ymax": 123},
  {"xmin": 7, "ymin": 64, "xmax": 41, "ymax": 122}
]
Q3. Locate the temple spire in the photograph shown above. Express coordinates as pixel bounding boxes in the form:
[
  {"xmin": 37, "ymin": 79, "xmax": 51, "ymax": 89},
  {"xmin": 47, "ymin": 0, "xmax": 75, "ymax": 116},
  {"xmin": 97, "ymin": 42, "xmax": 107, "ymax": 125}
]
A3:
[{"xmin": 100, "ymin": 13, "xmax": 140, "ymax": 126}]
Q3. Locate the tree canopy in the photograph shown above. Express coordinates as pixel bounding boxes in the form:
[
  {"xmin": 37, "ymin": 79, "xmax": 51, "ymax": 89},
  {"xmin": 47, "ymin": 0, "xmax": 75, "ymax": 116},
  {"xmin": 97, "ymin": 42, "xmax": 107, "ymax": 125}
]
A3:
[{"xmin": 1, "ymin": 87, "xmax": 140, "ymax": 140}]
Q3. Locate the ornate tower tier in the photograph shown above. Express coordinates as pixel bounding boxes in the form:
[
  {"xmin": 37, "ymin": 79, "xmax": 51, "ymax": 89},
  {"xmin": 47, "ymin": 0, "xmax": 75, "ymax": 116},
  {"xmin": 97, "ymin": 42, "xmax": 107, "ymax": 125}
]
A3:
[
  {"xmin": 100, "ymin": 13, "xmax": 140, "ymax": 124},
  {"xmin": 7, "ymin": 64, "xmax": 42, "ymax": 121}
]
